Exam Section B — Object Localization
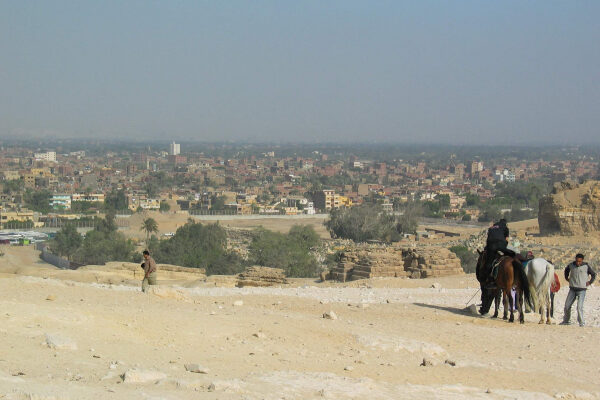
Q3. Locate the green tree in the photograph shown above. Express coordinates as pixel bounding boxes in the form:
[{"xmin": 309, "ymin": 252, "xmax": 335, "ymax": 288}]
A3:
[
  {"xmin": 465, "ymin": 193, "xmax": 480, "ymax": 207},
  {"xmin": 72, "ymin": 214, "xmax": 134, "ymax": 265},
  {"xmin": 397, "ymin": 199, "xmax": 422, "ymax": 235},
  {"xmin": 436, "ymin": 194, "xmax": 450, "ymax": 208},
  {"xmin": 144, "ymin": 182, "xmax": 159, "ymax": 198},
  {"xmin": 140, "ymin": 217, "xmax": 159, "ymax": 241},
  {"xmin": 24, "ymin": 189, "xmax": 52, "ymax": 213},
  {"xmin": 2, "ymin": 179, "xmax": 24, "ymax": 195},
  {"xmin": 478, "ymin": 205, "xmax": 502, "ymax": 222},
  {"xmin": 248, "ymin": 227, "xmax": 318, "ymax": 277},
  {"xmin": 150, "ymin": 221, "xmax": 245, "ymax": 275},
  {"xmin": 159, "ymin": 201, "xmax": 171, "ymax": 212},
  {"xmin": 96, "ymin": 211, "xmax": 117, "ymax": 234},
  {"xmin": 104, "ymin": 189, "xmax": 128, "ymax": 212},
  {"xmin": 288, "ymin": 224, "xmax": 320, "ymax": 249},
  {"xmin": 324, "ymin": 204, "xmax": 400, "ymax": 243},
  {"xmin": 52, "ymin": 224, "xmax": 82, "ymax": 260},
  {"xmin": 210, "ymin": 195, "xmax": 226, "ymax": 211}
]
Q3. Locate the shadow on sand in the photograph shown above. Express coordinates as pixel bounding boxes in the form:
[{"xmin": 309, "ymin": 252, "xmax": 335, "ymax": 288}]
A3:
[{"xmin": 413, "ymin": 302, "xmax": 476, "ymax": 317}]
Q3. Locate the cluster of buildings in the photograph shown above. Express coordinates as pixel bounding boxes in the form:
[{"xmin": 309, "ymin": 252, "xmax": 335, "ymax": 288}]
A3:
[{"xmin": 0, "ymin": 141, "xmax": 598, "ymax": 227}]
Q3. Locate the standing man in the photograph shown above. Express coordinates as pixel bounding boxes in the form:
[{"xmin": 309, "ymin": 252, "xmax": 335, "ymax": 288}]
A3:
[
  {"xmin": 561, "ymin": 254, "xmax": 596, "ymax": 327},
  {"xmin": 141, "ymin": 250, "xmax": 158, "ymax": 292}
]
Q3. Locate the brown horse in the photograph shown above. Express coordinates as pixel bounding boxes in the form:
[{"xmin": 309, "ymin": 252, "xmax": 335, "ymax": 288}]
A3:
[{"xmin": 476, "ymin": 249, "xmax": 533, "ymax": 323}]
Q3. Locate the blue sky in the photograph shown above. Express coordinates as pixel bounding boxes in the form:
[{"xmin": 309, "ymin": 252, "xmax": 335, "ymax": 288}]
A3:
[{"xmin": 1, "ymin": 1, "xmax": 598, "ymax": 144}]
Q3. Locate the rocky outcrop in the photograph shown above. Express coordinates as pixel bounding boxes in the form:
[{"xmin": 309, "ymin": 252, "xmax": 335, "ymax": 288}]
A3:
[
  {"xmin": 236, "ymin": 266, "xmax": 288, "ymax": 287},
  {"xmin": 403, "ymin": 248, "xmax": 464, "ymax": 278},
  {"xmin": 329, "ymin": 246, "xmax": 463, "ymax": 281},
  {"xmin": 538, "ymin": 180, "xmax": 600, "ymax": 235}
]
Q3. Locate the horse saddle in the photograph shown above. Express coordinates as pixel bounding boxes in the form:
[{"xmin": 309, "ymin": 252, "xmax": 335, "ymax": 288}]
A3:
[{"xmin": 490, "ymin": 255, "xmax": 507, "ymax": 281}]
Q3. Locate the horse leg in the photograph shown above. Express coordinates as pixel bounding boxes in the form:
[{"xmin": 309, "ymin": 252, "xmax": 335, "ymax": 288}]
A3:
[
  {"xmin": 538, "ymin": 298, "xmax": 544, "ymax": 324},
  {"xmin": 546, "ymin": 293, "xmax": 552, "ymax": 325},
  {"xmin": 502, "ymin": 290, "xmax": 508, "ymax": 320},
  {"xmin": 518, "ymin": 288, "xmax": 525, "ymax": 324},
  {"xmin": 508, "ymin": 288, "xmax": 515, "ymax": 323},
  {"xmin": 492, "ymin": 290, "xmax": 499, "ymax": 318}
]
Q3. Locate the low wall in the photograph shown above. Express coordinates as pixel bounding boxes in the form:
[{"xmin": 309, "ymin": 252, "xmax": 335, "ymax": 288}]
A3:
[{"xmin": 36, "ymin": 243, "xmax": 76, "ymax": 270}]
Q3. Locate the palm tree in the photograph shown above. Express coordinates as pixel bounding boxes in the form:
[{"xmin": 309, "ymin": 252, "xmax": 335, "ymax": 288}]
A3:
[{"xmin": 140, "ymin": 217, "xmax": 159, "ymax": 242}]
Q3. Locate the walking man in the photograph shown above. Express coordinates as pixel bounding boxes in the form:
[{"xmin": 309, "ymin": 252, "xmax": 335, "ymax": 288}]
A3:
[
  {"xmin": 561, "ymin": 253, "xmax": 596, "ymax": 327},
  {"xmin": 141, "ymin": 250, "xmax": 158, "ymax": 292}
]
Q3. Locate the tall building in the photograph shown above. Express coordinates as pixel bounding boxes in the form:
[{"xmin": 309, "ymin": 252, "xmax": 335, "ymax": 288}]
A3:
[{"xmin": 169, "ymin": 142, "xmax": 180, "ymax": 156}]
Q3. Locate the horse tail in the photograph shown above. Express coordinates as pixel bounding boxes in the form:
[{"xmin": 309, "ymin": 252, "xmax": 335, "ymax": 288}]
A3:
[
  {"xmin": 523, "ymin": 261, "xmax": 538, "ymax": 311},
  {"xmin": 528, "ymin": 280, "xmax": 539, "ymax": 312},
  {"xmin": 538, "ymin": 261, "xmax": 555, "ymax": 310},
  {"xmin": 513, "ymin": 259, "xmax": 533, "ymax": 309}
]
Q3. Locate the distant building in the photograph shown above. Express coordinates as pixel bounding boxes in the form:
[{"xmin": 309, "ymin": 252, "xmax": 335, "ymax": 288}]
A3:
[
  {"xmin": 304, "ymin": 201, "xmax": 316, "ymax": 215},
  {"xmin": 34, "ymin": 151, "xmax": 56, "ymax": 162},
  {"xmin": 495, "ymin": 169, "xmax": 516, "ymax": 183},
  {"xmin": 169, "ymin": 142, "xmax": 180, "ymax": 156},
  {"xmin": 470, "ymin": 161, "xmax": 483, "ymax": 175},
  {"xmin": 312, "ymin": 189, "xmax": 340, "ymax": 212},
  {"xmin": 168, "ymin": 155, "xmax": 187, "ymax": 165},
  {"xmin": 127, "ymin": 194, "xmax": 160, "ymax": 211},
  {"xmin": 51, "ymin": 195, "xmax": 71, "ymax": 210},
  {"xmin": 0, "ymin": 209, "xmax": 34, "ymax": 226},
  {"xmin": 72, "ymin": 193, "xmax": 105, "ymax": 203}
]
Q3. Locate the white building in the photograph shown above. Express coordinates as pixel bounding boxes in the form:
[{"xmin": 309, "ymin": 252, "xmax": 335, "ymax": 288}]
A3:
[
  {"xmin": 304, "ymin": 202, "xmax": 316, "ymax": 215},
  {"xmin": 34, "ymin": 151, "xmax": 56, "ymax": 162},
  {"xmin": 495, "ymin": 169, "xmax": 516, "ymax": 183},
  {"xmin": 51, "ymin": 195, "xmax": 71, "ymax": 210},
  {"xmin": 169, "ymin": 142, "xmax": 180, "ymax": 156}
]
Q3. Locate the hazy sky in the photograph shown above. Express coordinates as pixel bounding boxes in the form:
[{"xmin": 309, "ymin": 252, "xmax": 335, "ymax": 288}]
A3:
[{"xmin": 1, "ymin": 1, "xmax": 599, "ymax": 144}]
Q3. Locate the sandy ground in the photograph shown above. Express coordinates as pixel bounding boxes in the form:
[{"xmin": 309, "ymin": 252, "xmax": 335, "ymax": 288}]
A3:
[{"xmin": 1, "ymin": 246, "xmax": 599, "ymax": 399}]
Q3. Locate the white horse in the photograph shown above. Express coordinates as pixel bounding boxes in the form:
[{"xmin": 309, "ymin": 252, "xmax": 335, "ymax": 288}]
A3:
[{"xmin": 523, "ymin": 258, "xmax": 555, "ymax": 324}]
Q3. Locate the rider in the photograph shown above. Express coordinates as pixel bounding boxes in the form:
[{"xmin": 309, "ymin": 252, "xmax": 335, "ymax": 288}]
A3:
[{"xmin": 484, "ymin": 219, "xmax": 516, "ymax": 280}]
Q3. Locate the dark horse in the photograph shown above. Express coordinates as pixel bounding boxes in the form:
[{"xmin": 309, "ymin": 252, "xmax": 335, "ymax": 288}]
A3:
[{"xmin": 476, "ymin": 249, "xmax": 533, "ymax": 323}]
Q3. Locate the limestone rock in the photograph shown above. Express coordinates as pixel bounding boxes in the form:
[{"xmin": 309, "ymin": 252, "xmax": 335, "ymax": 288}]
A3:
[
  {"xmin": 420, "ymin": 357, "xmax": 437, "ymax": 367},
  {"xmin": 323, "ymin": 311, "xmax": 338, "ymax": 320},
  {"xmin": 45, "ymin": 333, "xmax": 77, "ymax": 350},
  {"xmin": 122, "ymin": 369, "xmax": 167, "ymax": 384},
  {"xmin": 539, "ymin": 180, "xmax": 600, "ymax": 235},
  {"xmin": 184, "ymin": 363, "xmax": 209, "ymax": 374},
  {"xmin": 233, "ymin": 300, "xmax": 244, "ymax": 307}
]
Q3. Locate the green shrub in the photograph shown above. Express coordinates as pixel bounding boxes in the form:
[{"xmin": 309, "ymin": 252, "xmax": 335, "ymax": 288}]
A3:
[
  {"xmin": 248, "ymin": 225, "xmax": 319, "ymax": 277},
  {"xmin": 149, "ymin": 221, "xmax": 245, "ymax": 275},
  {"xmin": 449, "ymin": 245, "xmax": 478, "ymax": 274},
  {"xmin": 324, "ymin": 204, "xmax": 402, "ymax": 243}
]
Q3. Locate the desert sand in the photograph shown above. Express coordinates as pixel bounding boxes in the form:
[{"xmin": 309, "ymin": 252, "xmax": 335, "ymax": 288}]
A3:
[{"xmin": 1, "ymin": 245, "xmax": 599, "ymax": 400}]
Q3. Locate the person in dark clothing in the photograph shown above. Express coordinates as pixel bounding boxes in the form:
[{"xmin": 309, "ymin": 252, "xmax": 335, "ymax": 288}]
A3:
[
  {"xmin": 483, "ymin": 219, "xmax": 516, "ymax": 279},
  {"xmin": 561, "ymin": 254, "xmax": 596, "ymax": 327}
]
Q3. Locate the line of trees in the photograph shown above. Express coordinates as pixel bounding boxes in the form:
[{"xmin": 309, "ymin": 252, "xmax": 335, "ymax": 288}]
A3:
[
  {"xmin": 50, "ymin": 213, "xmax": 135, "ymax": 265},
  {"xmin": 325, "ymin": 203, "xmax": 421, "ymax": 243}
]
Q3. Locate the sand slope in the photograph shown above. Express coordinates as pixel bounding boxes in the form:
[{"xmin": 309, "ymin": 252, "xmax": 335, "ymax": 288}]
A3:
[{"xmin": 1, "ymin": 247, "xmax": 599, "ymax": 399}]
